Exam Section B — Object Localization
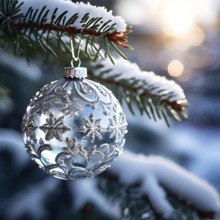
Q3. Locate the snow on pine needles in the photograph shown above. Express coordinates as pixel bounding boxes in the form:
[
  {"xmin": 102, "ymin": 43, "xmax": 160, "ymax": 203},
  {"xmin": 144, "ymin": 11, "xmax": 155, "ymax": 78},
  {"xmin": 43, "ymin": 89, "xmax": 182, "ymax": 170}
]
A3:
[
  {"xmin": 110, "ymin": 150, "xmax": 220, "ymax": 218},
  {"xmin": 19, "ymin": 0, "xmax": 127, "ymax": 33}
]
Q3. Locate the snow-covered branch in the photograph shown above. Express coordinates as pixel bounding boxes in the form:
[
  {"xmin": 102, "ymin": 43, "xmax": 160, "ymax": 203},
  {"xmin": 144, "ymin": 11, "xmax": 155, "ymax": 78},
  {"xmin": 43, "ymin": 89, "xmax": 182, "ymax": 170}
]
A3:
[
  {"xmin": 108, "ymin": 150, "xmax": 220, "ymax": 218},
  {"xmin": 1, "ymin": 129, "xmax": 219, "ymax": 219},
  {"xmin": 19, "ymin": 0, "xmax": 126, "ymax": 33},
  {"xmin": 93, "ymin": 58, "xmax": 188, "ymax": 124},
  {"xmin": 0, "ymin": 0, "xmax": 131, "ymax": 62},
  {"xmin": 6, "ymin": 178, "xmax": 59, "ymax": 219},
  {"xmin": 70, "ymin": 179, "xmax": 120, "ymax": 219},
  {"xmin": 96, "ymin": 58, "xmax": 186, "ymax": 102}
]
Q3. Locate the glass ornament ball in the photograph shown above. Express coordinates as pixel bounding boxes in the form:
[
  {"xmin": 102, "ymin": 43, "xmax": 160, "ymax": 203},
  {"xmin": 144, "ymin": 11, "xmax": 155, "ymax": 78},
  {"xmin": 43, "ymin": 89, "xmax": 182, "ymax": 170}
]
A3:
[{"xmin": 22, "ymin": 67, "xmax": 128, "ymax": 180}]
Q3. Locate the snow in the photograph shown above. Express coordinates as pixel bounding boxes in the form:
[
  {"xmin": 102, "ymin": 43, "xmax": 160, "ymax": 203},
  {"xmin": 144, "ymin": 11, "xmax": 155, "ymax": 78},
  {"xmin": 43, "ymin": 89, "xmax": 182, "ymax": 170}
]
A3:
[
  {"xmin": 0, "ymin": 129, "xmax": 119, "ymax": 219},
  {"xmin": 6, "ymin": 175, "xmax": 120, "ymax": 219},
  {"xmin": 141, "ymin": 174, "xmax": 173, "ymax": 217},
  {"xmin": 95, "ymin": 58, "xmax": 186, "ymax": 102},
  {"xmin": 70, "ymin": 179, "xmax": 120, "ymax": 219},
  {"xmin": 0, "ymin": 129, "xmax": 28, "ymax": 167},
  {"xmin": 110, "ymin": 150, "xmax": 220, "ymax": 218},
  {"xmin": 19, "ymin": 0, "xmax": 127, "ymax": 33},
  {"xmin": 0, "ymin": 51, "xmax": 42, "ymax": 81},
  {"xmin": 0, "ymin": 93, "xmax": 13, "ymax": 115},
  {"xmin": 168, "ymin": 125, "xmax": 220, "ymax": 187},
  {"xmin": 6, "ymin": 178, "xmax": 59, "ymax": 219},
  {"xmin": 0, "ymin": 129, "xmax": 117, "ymax": 219},
  {"xmin": 1, "ymin": 129, "xmax": 219, "ymax": 218}
]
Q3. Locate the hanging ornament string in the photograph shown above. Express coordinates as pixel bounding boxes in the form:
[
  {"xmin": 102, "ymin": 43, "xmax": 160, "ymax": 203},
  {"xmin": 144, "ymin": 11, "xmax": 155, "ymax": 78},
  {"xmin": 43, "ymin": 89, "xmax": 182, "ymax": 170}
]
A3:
[
  {"xmin": 65, "ymin": 34, "xmax": 87, "ymax": 79},
  {"xmin": 70, "ymin": 34, "xmax": 82, "ymax": 68}
]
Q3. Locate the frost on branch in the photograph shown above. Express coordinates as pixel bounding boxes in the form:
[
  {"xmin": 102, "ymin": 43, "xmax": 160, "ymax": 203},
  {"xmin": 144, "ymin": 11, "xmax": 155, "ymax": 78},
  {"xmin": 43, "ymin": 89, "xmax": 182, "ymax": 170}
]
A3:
[{"xmin": 108, "ymin": 150, "xmax": 220, "ymax": 218}]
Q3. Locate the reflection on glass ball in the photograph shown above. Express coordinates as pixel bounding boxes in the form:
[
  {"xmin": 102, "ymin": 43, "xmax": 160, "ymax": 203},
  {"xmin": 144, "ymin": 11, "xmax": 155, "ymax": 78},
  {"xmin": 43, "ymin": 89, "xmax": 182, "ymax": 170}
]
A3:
[{"xmin": 22, "ymin": 78, "xmax": 127, "ymax": 180}]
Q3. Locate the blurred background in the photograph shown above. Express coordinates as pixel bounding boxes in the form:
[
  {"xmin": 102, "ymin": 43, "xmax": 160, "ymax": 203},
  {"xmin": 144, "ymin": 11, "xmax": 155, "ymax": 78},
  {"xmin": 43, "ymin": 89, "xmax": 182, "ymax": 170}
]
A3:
[
  {"xmin": 113, "ymin": 0, "xmax": 220, "ymax": 187},
  {"xmin": 0, "ymin": 0, "xmax": 220, "ymax": 219}
]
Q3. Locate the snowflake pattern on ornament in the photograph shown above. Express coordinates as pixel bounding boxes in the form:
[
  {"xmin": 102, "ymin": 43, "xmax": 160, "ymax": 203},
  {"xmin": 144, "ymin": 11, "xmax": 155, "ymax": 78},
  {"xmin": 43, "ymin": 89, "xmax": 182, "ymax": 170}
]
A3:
[
  {"xmin": 39, "ymin": 113, "xmax": 70, "ymax": 141},
  {"xmin": 30, "ymin": 85, "xmax": 70, "ymax": 116},
  {"xmin": 29, "ymin": 85, "xmax": 53, "ymax": 116},
  {"xmin": 77, "ymin": 113, "xmax": 102, "ymax": 143},
  {"xmin": 60, "ymin": 98, "xmax": 82, "ymax": 118},
  {"xmin": 33, "ymin": 100, "xmax": 53, "ymax": 116},
  {"xmin": 63, "ymin": 137, "xmax": 87, "ymax": 157},
  {"xmin": 45, "ymin": 85, "xmax": 70, "ymax": 103},
  {"xmin": 22, "ymin": 114, "xmax": 37, "ymax": 140},
  {"xmin": 108, "ymin": 113, "xmax": 127, "ymax": 140}
]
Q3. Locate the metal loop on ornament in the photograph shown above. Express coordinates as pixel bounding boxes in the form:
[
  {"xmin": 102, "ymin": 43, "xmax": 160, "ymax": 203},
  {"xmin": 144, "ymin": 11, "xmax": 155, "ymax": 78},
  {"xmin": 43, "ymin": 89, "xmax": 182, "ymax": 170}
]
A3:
[
  {"xmin": 71, "ymin": 57, "xmax": 81, "ymax": 68},
  {"xmin": 70, "ymin": 34, "xmax": 82, "ymax": 66},
  {"xmin": 64, "ymin": 35, "xmax": 87, "ymax": 79},
  {"xmin": 64, "ymin": 65, "xmax": 87, "ymax": 79}
]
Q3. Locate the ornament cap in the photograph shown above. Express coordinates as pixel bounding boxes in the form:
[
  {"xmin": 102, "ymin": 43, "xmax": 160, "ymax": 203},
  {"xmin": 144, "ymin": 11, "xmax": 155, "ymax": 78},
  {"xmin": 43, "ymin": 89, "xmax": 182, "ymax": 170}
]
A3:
[{"xmin": 64, "ymin": 67, "xmax": 87, "ymax": 79}]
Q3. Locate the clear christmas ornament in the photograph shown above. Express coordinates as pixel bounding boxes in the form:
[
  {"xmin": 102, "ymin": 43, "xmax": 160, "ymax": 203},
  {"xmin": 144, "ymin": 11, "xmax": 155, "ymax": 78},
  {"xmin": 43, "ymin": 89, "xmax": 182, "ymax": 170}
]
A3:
[{"xmin": 22, "ymin": 66, "xmax": 127, "ymax": 180}]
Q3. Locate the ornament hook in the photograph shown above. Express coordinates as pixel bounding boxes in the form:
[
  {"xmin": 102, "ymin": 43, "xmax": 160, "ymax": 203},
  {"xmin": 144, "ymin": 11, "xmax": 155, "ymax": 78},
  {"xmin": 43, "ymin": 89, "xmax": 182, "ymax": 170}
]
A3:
[
  {"xmin": 70, "ymin": 34, "xmax": 82, "ymax": 68},
  {"xmin": 64, "ymin": 34, "xmax": 87, "ymax": 79},
  {"xmin": 71, "ymin": 58, "xmax": 81, "ymax": 68}
]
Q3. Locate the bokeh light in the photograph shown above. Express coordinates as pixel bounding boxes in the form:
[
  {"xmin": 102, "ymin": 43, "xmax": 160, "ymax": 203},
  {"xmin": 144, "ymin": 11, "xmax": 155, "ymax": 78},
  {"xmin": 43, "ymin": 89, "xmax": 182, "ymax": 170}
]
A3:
[{"xmin": 168, "ymin": 60, "xmax": 184, "ymax": 77}]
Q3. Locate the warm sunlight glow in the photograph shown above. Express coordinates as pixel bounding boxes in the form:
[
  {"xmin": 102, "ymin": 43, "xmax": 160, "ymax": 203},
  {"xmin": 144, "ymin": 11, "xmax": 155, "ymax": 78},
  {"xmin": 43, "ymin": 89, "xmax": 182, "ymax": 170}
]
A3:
[
  {"xmin": 190, "ymin": 25, "xmax": 205, "ymax": 46},
  {"xmin": 168, "ymin": 60, "xmax": 184, "ymax": 77},
  {"xmin": 161, "ymin": 1, "xmax": 194, "ymax": 37},
  {"xmin": 116, "ymin": 0, "xmax": 218, "ymax": 30},
  {"xmin": 116, "ymin": 1, "xmax": 146, "ymax": 25},
  {"xmin": 165, "ymin": 25, "xmax": 205, "ymax": 51}
]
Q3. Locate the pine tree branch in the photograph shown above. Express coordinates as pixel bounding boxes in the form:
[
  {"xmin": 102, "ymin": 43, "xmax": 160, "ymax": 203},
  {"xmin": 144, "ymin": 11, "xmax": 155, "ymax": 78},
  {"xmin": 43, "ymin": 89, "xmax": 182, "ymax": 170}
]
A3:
[
  {"xmin": 91, "ymin": 58, "xmax": 188, "ymax": 126},
  {"xmin": 11, "ymin": 23, "xmax": 131, "ymax": 49},
  {"xmin": 0, "ymin": 1, "xmax": 187, "ymax": 126},
  {"xmin": 0, "ymin": 0, "xmax": 132, "ymax": 62},
  {"xmin": 90, "ymin": 74, "xmax": 185, "ymax": 111},
  {"xmin": 100, "ymin": 172, "xmax": 215, "ymax": 220},
  {"xmin": 98, "ymin": 151, "xmax": 219, "ymax": 219}
]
